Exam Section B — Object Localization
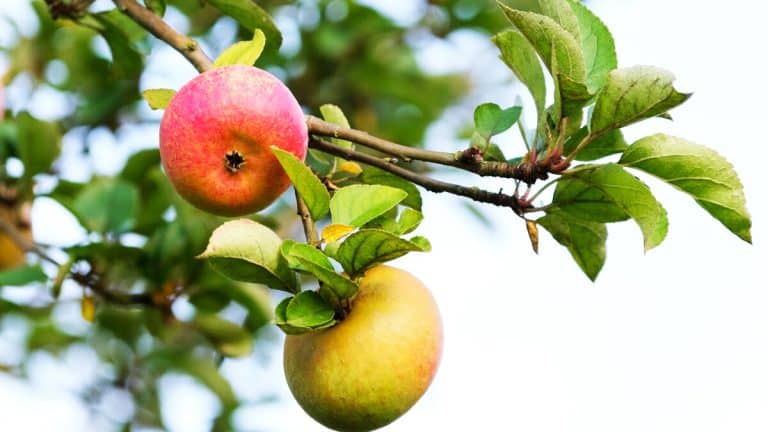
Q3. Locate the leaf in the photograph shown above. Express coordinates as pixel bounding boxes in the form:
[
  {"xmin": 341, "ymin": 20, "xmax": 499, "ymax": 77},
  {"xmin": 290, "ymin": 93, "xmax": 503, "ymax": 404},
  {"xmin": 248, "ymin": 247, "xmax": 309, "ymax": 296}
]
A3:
[
  {"xmin": 213, "ymin": 29, "xmax": 266, "ymax": 68},
  {"xmin": 321, "ymin": 223, "xmax": 355, "ymax": 243},
  {"xmin": 280, "ymin": 241, "xmax": 357, "ymax": 299},
  {"xmin": 120, "ymin": 149, "xmax": 161, "ymax": 183},
  {"xmin": 319, "ymin": 104, "xmax": 353, "ymax": 149},
  {"xmin": 14, "ymin": 112, "xmax": 61, "ymax": 178},
  {"xmin": 526, "ymin": 219, "xmax": 539, "ymax": 254},
  {"xmin": 271, "ymin": 147, "xmax": 330, "ymax": 221},
  {"xmin": 395, "ymin": 208, "xmax": 423, "ymax": 235},
  {"xmin": 474, "ymin": 103, "xmax": 522, "ymax": 138},
  {"xmin": 590, "ymin": 66, "xmax": 691, "ymax": 135},
  {"xmin": 275, "ymin": 292, "xmax": 336, "ymax": 335},
  {"xmin": 359, "ymin": 166, "xmax": 422, "ymax": 210},
  {"xmin": 330, "ymin": 184, "xmax": 407, "ymax": 227},
  {"xmin": 498, "ymin": 4, "xmax": 586, "ymax": 84},
  {"xmin": 538, "ymin": 0, "xmax": 581, "ymax": 40},
  {"xmin": 335, "ymin": 229, "xmax": 430, "ymax": 276},
  {"xmin": 91, "ymin": 10, "xmax": 145, "ymax": 79},
  {"xmin": 0, "ymin": 265, "xmax": 47, "ymax": 286},
  {"xmin": 493, "ymin": 30, "xmax": 546, "ymax": 118},
  {"xmin": 538, "ymin": 210, "xmax": 607, "ymax": 281},
  {"xmin": 198, "ymin": 219, "xmax": 297, "ymax": 292},
  {"xmin": 280, "ymin": 240, "xmax": 334, "ymax": 273},
  {"xmin": 170, "ymin": 356, "xmax": 237, "ymax": 408},
  {"xmin": 564, "ymin": 127, "xmax": 628, "ymax": 161},
  {"xmin": 141, "ymin": 89, "xmax": 176, "ymax": 110},
  {"xmin": 194, "ymin": 314, "xmax": 253, "ymax": 357},
  {"xmin": 338, "ymin": 161, "xmax": 362, "ymax": 175},
  {"xmin": 72, "ymin": 179, "xmax": 140, "ymax": 234},
  {"xmin": 144, "ymin": 0, "xmax": 166, "ymax": 16},
  {"xmin": 567, "ymin": 0, "xmax": 617, "ymax": 93},
  {"xmin": 81, "ymin": 296, "xmax": 95, "ymax": 322},
  {"xmin": 556, "ymin": 164, "xmax": 668, "ymax": 250},
  {"xmin": 619, "ymin": 134, "xmax": 751, "ymax": 243},
  {"xmin": 484, "ymin": 143, "xmax": 506, "ymax": 162},
  {"xmin": 205, "ymin": 0, "xmax": 282, "ymax": 51}
]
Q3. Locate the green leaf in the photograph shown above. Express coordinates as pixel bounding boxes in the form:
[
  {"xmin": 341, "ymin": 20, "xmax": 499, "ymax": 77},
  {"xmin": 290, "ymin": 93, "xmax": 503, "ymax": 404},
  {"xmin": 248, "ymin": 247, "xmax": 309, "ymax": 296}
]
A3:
[
  {"xmin": 590, "ymin": 66, "xmax": 691, "ymax": 135},
  {"xmin": 538, "ymin": 0, "xmax": 581, "ymax": 40},
  {"xmin": 194, "ymin": 314, "xmax": 253, "ymax": 357},
  {"xmin": 280, "ymin": 240, "xmax": 334, "ymax": 273},
  {"xmin": 198, "ymin": 219, "xmax": 297, "ymax": 292},
  {"xmin": 120, "ymin": 149, "xmax": 161, "ymax": 183},
  {"xmin": 213, "ymin": 29, "xmax": 266, "ymax": 68},
  {"xmin": 567, "ymin": 0, "xmax": 617, "ymax": 93},
  {"xmin": 484, "ymin": 143, "xmax": 506, "ymax": 162},
  {"xmin": 143, "ymin": 0, "xmax": 166, "ymax": 16},
  {"xmin": 538, "ymin": 210, "xmax": 607, "ymax": 281},
  {"xmin": 396, "ymin": 208, "xmax": 424, "ymax": 235},
  {"xmin": 280, "ymin": 240, "xmax": 358, "ymax": 299},
  {"xmin": 91, "ymin": 10, "xmax": 146, "ymax": 79},
  {"xmin": 319, "ymin": 104, "xmax": 353, "ymax": 149},
  {"xmin": 15, "ymin": 112, "xmax": 61, "ymax": 178},
  {"xmin": 493, "ymin": 30, "xmax": 546, "ymax": 118},
  {"xmin": 564, "ymin": 127, "xmax": 628, "ymax": 161},
  {"xmin": 72, "ymin": 179, "xmax": 140, "ymax": 234},
  {"xmin": 498, "ymin": 4, "xmax": 586, "ymax": 84},
  {"xmin": 275, "ymin": 292, "xmax": 336, "ymax": 335},
  {"xmin": 474, "ymin": 103, "xmax": 522, "ymax": 138},
  {"xmin": 271, "ymin": 147, "xmax": 330, "ymax": 221},
  {"xmin": 335, "ymin": 229, "xmax": 430, "ymax": 276},
  {"xmin": 556, "ymin": 164, "xmax": 668, "ymax": 250},
  {"xmin": 141, "ymin": 89, "xmax": 176, "ymax": 110},
  {"xmin": 619, "ymin": 134, "xmax": 751, "ymax": 243},
  {"xmin": 359, "ymin": 166, "xmax": 422, "ymax": 210},
  {"xmin": 205, "ymin": 0, "xmax": 282, "ymax": 51},
  {"xmin": 0, "ymin": 265, "xmax": 47, "ymax": 286},
  {"xmin": 330, "ymin": 184, "xmax": 407, "ymax": 227}
]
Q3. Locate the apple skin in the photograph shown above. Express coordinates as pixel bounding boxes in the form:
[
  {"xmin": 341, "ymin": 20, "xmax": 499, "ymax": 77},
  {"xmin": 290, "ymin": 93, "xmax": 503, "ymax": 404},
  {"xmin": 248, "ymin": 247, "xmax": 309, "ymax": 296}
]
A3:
[
  {"xmin": 159, "ymin": 65, "xmax": 308, "ymax": 216},
  {"xmin": 284, "ymin": 265, "xmax": 443, "ymax": 432}
]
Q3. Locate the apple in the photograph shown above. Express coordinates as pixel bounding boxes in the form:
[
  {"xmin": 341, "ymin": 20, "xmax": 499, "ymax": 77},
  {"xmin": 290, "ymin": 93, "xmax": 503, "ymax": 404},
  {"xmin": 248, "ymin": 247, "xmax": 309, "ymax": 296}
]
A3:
[
  {"xmin": 159, "ymin": 65, "xmax": 308, "ymax": 216},
  {"xmin": 283, "ymin": 265, "xmax": 443, "ymax": 431}
]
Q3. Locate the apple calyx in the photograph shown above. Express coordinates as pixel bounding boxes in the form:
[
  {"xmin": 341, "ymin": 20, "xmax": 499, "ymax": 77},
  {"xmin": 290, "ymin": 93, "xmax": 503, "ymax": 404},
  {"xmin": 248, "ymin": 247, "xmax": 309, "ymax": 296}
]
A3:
[{"xmin": 224, "ymin": 150, "xmax": 246, "ymax": 173}]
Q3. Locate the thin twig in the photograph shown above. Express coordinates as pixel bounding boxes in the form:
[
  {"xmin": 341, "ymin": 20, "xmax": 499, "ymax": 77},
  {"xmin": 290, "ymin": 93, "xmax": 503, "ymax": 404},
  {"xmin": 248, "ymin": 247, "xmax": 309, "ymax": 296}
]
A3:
[
  {"xmin": 309, "ymin": 137, "xmax": 525, "ymax": 214},
  {"xmin": 111, "ymin": 0, "xmax": 213, "ymax": 73},
  {"xmin": 71, "ymin": 272, "xmax": 153, "ymax": 306},
  {"xmin": 294, "ymin": 188, "xmax": 318, "ymax": 245}
]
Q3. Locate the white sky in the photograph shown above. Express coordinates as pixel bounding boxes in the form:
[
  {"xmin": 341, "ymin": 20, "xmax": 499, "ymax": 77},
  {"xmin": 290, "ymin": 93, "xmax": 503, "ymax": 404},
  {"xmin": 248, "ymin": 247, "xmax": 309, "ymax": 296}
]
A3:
[{"xmin": 2, "ymin": 0, "xmax": 768, "ymax": 431}]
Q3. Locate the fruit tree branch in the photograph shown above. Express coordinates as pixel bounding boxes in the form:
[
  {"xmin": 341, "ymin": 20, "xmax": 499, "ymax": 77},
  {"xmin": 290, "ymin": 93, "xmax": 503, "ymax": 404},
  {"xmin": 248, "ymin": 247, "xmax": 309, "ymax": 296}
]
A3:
[
  {"xmin": 309, "ymin": 137, "xmax": 526, "ymax": 214},
  {"xmin": 294, "ymin": 189, "xmax": 319, "ymax": 245},
  {"xmin": 0, "ymin": 218, "xmax": 59, "ymax": 266},
  {"xmin": 306, "ymin": 115, "xmax": 559, "ymax": 184},
  {"xmin": 112, "ymin": 0, "xmax": 213, "ymax": 73}
]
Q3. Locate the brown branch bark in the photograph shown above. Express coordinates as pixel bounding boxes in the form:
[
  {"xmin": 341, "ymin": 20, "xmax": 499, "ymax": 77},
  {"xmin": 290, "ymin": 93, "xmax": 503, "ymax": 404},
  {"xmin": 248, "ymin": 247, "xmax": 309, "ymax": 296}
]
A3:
[
  {"xmin": 294, "ymin": 189, "xmax": 319, "ymax": 245},
  {"xmin": 307, "ymin": 115, "xmax": 557, "ymax": 183},
  {"xmin": 112, "ymin": 0, "xmax": 213, "ymax": 73},
  {"xmin": 309, "ymin": 137, "xmax": 525, "ymax": 214}
]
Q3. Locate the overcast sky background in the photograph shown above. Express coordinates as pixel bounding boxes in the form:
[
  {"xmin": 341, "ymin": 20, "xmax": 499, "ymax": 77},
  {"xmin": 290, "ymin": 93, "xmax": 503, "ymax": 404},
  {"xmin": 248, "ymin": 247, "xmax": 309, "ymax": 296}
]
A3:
[{"xmin": 1, "ymin": 0, "xmax": 767, "ymax": 431}]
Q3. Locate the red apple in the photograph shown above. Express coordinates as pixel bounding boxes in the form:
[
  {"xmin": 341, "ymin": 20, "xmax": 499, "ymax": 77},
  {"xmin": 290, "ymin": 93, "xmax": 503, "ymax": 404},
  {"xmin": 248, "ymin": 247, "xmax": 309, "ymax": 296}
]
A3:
[
  {"xmin": 284, "ymin": 265, "xmax": 443, "ymax": 431},
  {"xmin": 160, "ymin": 65, "xmax": 307, "ymax": 216}
]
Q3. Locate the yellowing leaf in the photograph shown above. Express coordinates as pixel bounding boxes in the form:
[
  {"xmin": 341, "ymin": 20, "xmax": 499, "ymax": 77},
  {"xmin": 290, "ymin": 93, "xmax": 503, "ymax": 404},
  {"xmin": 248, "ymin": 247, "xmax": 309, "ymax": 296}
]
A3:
[
  {"xmin": 322, "ymin": 223, "xmax": 355, "ymax": 243},
  {"xmin": 81, "ymin": 296, "xmax": 95, "ymax": 322},
  {"xmin": 141, "ymin": 88, "xmax": 176, "ymax": 110},
  {"xmin": 526, "ymin": 220, "xmax": 539, "ymax": 254},
  {"xmin": 338, "ymin": 161, "xmax": 362, "ymax": 175},
  {"xmin": 213, "ymin": 29, "xmax": 266, "ymax": 68}
]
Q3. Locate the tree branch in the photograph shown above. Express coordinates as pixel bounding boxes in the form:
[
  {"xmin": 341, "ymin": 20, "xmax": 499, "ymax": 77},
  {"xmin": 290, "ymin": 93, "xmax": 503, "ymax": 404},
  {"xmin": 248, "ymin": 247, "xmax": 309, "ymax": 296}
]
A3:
[
  {"xmin": 294, "ymin": 189, "xmax": 318, "ymax": 245},
  {"xmin": 0, "ymin": 218, "xmax": 59, "ymax": 266},
  {"xmin": 112, "ymin": 0, "xmax": 213, "ymax": 73},
  {"xmin": 306, "ymin": 115, "xmax": 559, "ymax": 183},
  {"xmin": 309, "ymin": 137, "xmax": 525, "ymax": 214}
]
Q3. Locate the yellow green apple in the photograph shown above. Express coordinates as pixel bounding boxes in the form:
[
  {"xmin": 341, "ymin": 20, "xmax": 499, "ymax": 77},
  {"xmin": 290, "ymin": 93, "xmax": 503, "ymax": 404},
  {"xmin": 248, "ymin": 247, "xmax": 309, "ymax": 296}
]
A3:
[{"xmin": 283, "ymin": 265, "xmax": 443, "ymax": 431}]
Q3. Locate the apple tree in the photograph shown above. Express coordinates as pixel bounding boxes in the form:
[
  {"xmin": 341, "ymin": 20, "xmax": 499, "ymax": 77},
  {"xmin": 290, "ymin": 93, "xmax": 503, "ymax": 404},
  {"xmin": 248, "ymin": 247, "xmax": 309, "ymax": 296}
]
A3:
[{"xmin": 0, "ymin": 0, "xmax": 751, "ymax": 431}]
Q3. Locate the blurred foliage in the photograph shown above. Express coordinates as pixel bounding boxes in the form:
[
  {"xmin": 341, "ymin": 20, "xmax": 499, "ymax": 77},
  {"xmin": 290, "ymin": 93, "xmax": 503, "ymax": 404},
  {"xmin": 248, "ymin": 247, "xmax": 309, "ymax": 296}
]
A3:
[{"xmin": 0, "ymin": 0, "xmax": 522, "ymax": 429}]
